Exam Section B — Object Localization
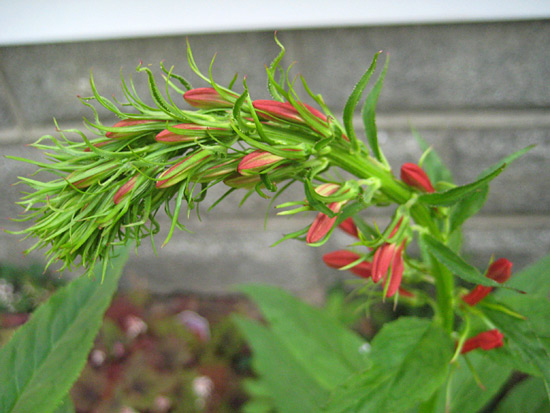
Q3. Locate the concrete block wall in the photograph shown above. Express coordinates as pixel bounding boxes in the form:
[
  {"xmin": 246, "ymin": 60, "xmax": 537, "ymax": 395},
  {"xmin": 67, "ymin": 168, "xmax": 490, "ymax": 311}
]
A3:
[{"xmin": 1, "ymin": 20, "xmax": 549, "ymax": 298}]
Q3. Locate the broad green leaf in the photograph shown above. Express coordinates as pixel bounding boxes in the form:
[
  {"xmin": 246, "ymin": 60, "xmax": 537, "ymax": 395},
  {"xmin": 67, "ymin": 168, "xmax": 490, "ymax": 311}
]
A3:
[
  {"xmin": 418, "ymin": 164, "xmax": 505, "ymax": 206},
  {"xmin": 234, "ymin": 317, "xmax": 330, "ymax": 412},
  {"xmin": 436, "ymin": 352, "xmax": 511, "ymax": 413},
  {"xmin": 53, "ymin": 395, "xmax": 75, "ymax": 413},
  {"xmin": 362, "ymin": 55, "xmax": 390, "ymax": 164},
  {"xmin": 449, "ymin": 185, "xmax": 489, "ymax": 233},
  {"xmin": 497, "ymin": 254, "xmax": 550, "ymax": 299},
  {"xmin": 484, "ymin": 295, "xmax": 550, "ymax": 401},
  {"xmin": 241, "ymin": 379, "xmax": 275, "ymax": 413},
  {"xmin": 413, "ymin": 129, "xmax": 453, "ymax": 184},
  {"xmin": 495, "ymin": 377, "xmax": 550, "ymax": 413},
  {"xmin": 324, "ymin": 318, "xmax": 453, "ymax": 412},
  {"xmin": 237, "ymin": 285, "xmax": 366, "ymax": 389},
  {"xmin": 421, "ymin": 234, "xmax": 501, "ymax": 287},
  {"xmin": 343, "ymin": 52, "xmax": 381, "ymax": 153},
  {"xmin": 0, "ymin": 246, "xmax": 130, "ymax": 413}
]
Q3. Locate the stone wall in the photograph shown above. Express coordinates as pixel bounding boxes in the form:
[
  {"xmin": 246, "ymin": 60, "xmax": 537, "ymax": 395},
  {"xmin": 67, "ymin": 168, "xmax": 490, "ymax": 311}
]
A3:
[{"xmin": 1, "ymin": 20, "xmax": 549, "ymax": 298}]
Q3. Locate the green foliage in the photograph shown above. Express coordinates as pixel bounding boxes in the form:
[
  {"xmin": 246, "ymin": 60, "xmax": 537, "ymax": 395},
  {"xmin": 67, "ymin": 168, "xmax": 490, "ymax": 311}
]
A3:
[
  {"xmin": 325, "ymin": 318, "xmax": 453, "ymax": 412},
  {"xmin": 495, "ymin": 377, "xmax": 550, "ymax": 413},
  {"xmin": 362, "ymin": 54, "xmax": 390, "ymax": 165},
  {"xmin": 0, "ymin": 246, "xmax": 129, "ymax": 412},
  {"xmin": 421, "ymin": 234, "xmax": 502, "ymax": 287},
  {"xmin": 436, "ymin": 352, "xmax": 511, "ymax": 413},
  {"xmin": 483, "ymin": 295, "xmax": 550, "ymax": 400},
  {"xmin": 235, "ymin": 285, "xmax": 368, "ymax": 412},
  {"xmin": 343, "ymin": 51, "xmax": 381, "ymax": 153}
]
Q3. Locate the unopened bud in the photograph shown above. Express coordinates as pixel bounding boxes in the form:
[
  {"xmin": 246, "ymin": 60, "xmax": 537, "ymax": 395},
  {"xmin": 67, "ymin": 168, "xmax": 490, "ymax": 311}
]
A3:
[
  {"xmin": 400, "ymin": 163, "xmax": 435, "ymax": 193},
  {"xmin": 183, "ymin": 87, "xmax": 235, "ymax": 109},
  {"xmin": 238, "ymin": 150, "xmax": 285, "ymax": 176},
  {"xmin": 252, "ymin": 100, "xmax": 327, "ymax": 124}
]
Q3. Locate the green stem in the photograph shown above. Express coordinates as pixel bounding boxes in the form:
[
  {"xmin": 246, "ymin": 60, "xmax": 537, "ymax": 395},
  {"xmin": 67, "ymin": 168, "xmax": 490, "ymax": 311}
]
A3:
[
  {"xmin": 329, "ymin": 147, "xmax": 455, "ymax": 331},
  {"xmin": 328, "ymin": 148, "xmax": 440, "ymax": 236}
]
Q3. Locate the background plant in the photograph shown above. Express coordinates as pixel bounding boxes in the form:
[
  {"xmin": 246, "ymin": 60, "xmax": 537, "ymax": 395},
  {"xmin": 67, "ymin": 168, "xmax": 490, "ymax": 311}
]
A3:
[{"xmin": 2, "ymin": 36, "xmax": 549, "ymax": 411}]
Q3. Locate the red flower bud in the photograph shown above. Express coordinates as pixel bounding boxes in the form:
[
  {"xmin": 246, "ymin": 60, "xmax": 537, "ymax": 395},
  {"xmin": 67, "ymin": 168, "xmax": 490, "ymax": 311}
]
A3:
[
  {"xmin": 105, "ymin": 119, "xmax": 161, "ymax": 139},
  {"xmin": 113, "ymin": 175, "xmax": 138, "ymax": 205},
  {"xmin": 462, "ymin": 258, "xmax": 513, "ymax": 306},
  {"xmin": 306, "ymin": 202, "xmax": 342, "ymax": 244},
  {"xmin": 237, "ymin": 150, "xmax": 285, "ymax": 176},
  {"xmin": 252, "ymin": 100, "xmax": 327, "ymax": 124},
  {"xmin": 400, "ymin": 163, "xmax": 435, "ymax": 193},
  {"xmin": 486, "ymin": 258, "xmax": 513, "ymax": 283},
  {"xmin": 183, "ymin": 87, "xmax": 235, "ymax": 109},
  {"xmin": 322, "ymin": 250, "xmax": 372, "ymax": 279},
  {"xmin": 338, "ymin": 217, "xmax": 359, "ymax": 238},
  {"xmin": 461, "ymin": 329, "xmax": 504, "ymax": 354}
]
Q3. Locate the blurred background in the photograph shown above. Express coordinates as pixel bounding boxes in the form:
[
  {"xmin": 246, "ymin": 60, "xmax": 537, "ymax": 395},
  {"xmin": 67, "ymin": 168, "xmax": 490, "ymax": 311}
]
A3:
[{"xmin": 1, "ymin": 1, "xmax": 549, "ymax": 410}]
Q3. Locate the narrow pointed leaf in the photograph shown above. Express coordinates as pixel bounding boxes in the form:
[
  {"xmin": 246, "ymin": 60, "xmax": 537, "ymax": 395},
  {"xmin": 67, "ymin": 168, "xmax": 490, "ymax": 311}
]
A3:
[
  {"xmin": 343, "ymin": 52, "xmax": 381, "ymax": 153},
  {"xmin": 362, "ymin": 54, "xmax": 389, "ymax": 164},
  {"xmin": 418, "ymin": 164, "xmax": 505, "ymax": 206},
  {"xmin": 422, "ymin": 234, "xmax": 502, "ymax": 287}
]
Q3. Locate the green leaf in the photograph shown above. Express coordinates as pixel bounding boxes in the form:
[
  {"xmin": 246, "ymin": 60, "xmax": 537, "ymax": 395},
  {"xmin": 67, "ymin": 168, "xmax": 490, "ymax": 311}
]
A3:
[
  {"xmin": 234, "ymin": 317, "xmax": 330, "ymax": 412},
  {"xmin": 53, "ymin": 395, "xmax": 75, "ymax": 413},
  {"xmin": 237, "ymin": 285, "xmax": 366, "ymax": 389},
  {"xmin": 418, "ymin": 164, "xmax": 505, "ymax": 207},
  {"xmin": 343, "ymin": 52, "xmax": 381, "ymax": 153},
  {"xmin": 495, "ymin": 377, "xmax": 550, "ymax": 413},
  {"xmin": 449, "ymin": 185, "xmax": 489, "ymax": 233},
  {"xmin": 0, "ymin": 246, "xmax": 130, "ymax": 413},
  {"xmin": 413, "ymin": 129, "xmax": 453, "ymax": 184},
  {"xmin": 421, "ymin": 234, "xmax": 501, "ymax": 287},
  {"xmin": 324, "ymin": 318, "xmax": 453, "ymax": 412},
  {"xmin": 362, "ymin": 54, "xmax": 390, "ymax": 164},
  {"xmin": 436, "ymin": 353, "xmax": 511, "ymax": 413},
  {"xmin": 478, "ymin": 144, "xmax": 535, "ymax": 180},
  {"xmin": 484, "ymin": 295, "xmax": 550, "ymax": 401}
]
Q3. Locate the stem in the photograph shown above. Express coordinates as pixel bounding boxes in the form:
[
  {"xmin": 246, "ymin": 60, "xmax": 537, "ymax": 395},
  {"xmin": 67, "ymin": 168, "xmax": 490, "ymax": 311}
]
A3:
[
  {"xmin": 328, "ymin": 148, "xmax": 440, "ymax": 236},
  {"xmin": 431, "ymin": 256, "xmax": 455, "ymax": 331},
  {"xmin": 329, "ymin": 146, "xmax": 455, "ymax": 331}
]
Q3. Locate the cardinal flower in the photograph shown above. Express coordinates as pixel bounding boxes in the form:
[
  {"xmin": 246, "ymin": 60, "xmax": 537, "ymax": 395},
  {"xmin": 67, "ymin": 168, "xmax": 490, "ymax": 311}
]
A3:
[
  {"xmin": 183, "ymin": 87, "xmax": 235, "ymax": 108},
  {"xmin": 372, "ymin": 241, "xmax": 405, "ymax": 298},
  {"xmin": 460, "ymin": 329, "xmax": 504, "ymax": 354},
  {"xmin": 322, "ymin": 250, "xmax": 372, "ymax": 279},
  {"xmin": 252, "ymin": 100, "xmax": 327, "ymax": 124},
  {"xmin": 338, "ymin": 217, "xmax": 359, "ymax": 238},
  {"xmin": 306, "ymin": 184, "xmax": 344, "ymax": 244},
  {"xmin": 462, "ymin": 258, "xmax": 513, "ymax": 306},
  {"xmin": 400, "ymin": 163, "xmax": 435, "ymax": 193}
]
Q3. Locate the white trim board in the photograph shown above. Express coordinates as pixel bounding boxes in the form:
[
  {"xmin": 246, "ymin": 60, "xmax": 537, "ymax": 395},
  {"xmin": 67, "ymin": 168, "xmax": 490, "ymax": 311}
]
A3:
[{"xmin": 1, "ymin": 0, "xmax": 549, "ymax": 46}]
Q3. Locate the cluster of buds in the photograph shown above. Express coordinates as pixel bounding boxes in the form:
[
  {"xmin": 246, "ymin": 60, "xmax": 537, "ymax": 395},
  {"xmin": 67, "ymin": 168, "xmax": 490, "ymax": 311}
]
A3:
[
  {"xmin": 322, "ymin": 216, "xmax": 410, "ymax": 299},
  {"xmin": 12, "ymin": 41, "xmax": 521, "ymax": 380}
]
